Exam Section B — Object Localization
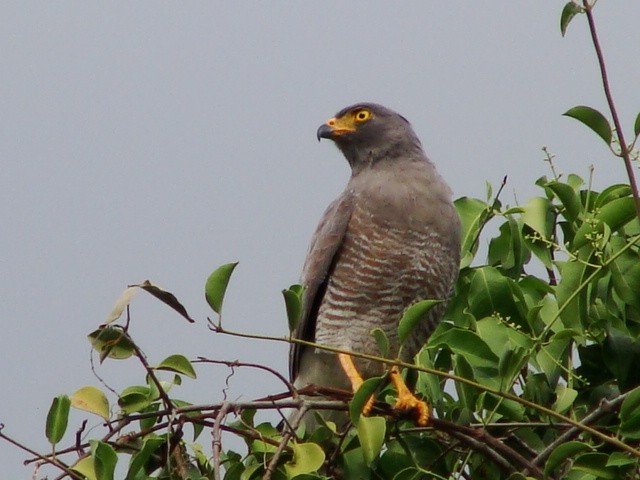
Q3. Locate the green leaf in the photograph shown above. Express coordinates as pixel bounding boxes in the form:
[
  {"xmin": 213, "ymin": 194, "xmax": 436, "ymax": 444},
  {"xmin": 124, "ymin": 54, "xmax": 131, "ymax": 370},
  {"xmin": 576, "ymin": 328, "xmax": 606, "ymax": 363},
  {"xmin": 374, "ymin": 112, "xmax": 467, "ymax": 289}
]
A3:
[
  {"xmin": 342, "ymin": 447, "xmax": 369, "ymax": 480},
  {"xmin": 635, "ymin": 111, "xmax": 640, "ymax": 138},
  {"xmin": 606, "ymin": 452, "xmax": 637, "ymax": 467},
  {"xmin": 46, "ymin": 395, "xmax": 71, "ymax": 445},
  {"xmin": 544, "ymin": 441, "xmax": 592, "ymax": 477},
  {"xmin": 429, "ymin": 328, "xmax": 499, "ymax": 370},
  {"xmin": 594, "ymin": 184, "xmax": 632, "ymax": 208},
  {"xmin": 282, "ymin": 284, "xmax": 305, "ymax": 333},
  {"xmin": 350, "ymin": 376, "xmax": 384, "ymax": 425},
  {"xmin": 88, "ymin": 326, "xmax": 136, "ymax": 362},
  {"xmin": 357, "ymin": 416, "xmax": 386, "ymax": 466},
  {"xmin": 125, "ymin": 436, "xmax": 164, "ymax": 480},
  {"xmin": 240, "ymin": 463, "xmax": 261, "ymax": 480},
  {"xmin": 250, "ymin": 423, "xmax": 281, "ymax": 455},
  {"xmin": 555, "ymin": 260, "xmax": 589, "ymax": 333},
  {"xmin": 611, "ymin": 254, "xmax": 640, "ymax": 309},
  {"xmin": 156, "ymin": 354, "xmax": 197, "ymax": 379},
  {"xmin": 597, "ymin": 196, "xmax": 637, "ymax": 231},
  {"xmin": 414, "ymin": 350, "xmax": 443, "ymax": 407},
  {"xmin": 205, "ymin": 262, "xmax": 239, "ymax": 314},
  {"xmin": 479, "ymin": 392, "xmax": 526, "ymax": 420},
  {"xmin": 467, "ymin": 266, "xmax": 518, "ymax": 320},
  {"xmin": 498, "ymin": 347, "xmax": 527, "ymax": 388},
  {"xmin": 488, "ymin": 216, "xmax": 530, "ymax": 273},
  {"xmin": 284, "ymin": 442, "xmax": 325, "ymax": 477},
  {"xmin": 536, "ymin": 332, "xmax": 572, "ymax": 387},
  {"xmin": 564, "ymin": 105, "xmax": 612, "ymax": 146},
  {"xmin": 371, "ymin": 328, "xmax": 390, "ymax": 358},
  {"xmin": 545, "ymin": 180, "xmax": 583, "ymax": 223},
  {"xmin": 118, "ymin": 386, "xmax": 151, "ymax": 413},
  {"xmin": 71, "ymin": 457, "xmax": 97, "ymax": 480},
  {"xmin": 620, "ymin": 386, "xmax": 640, "ymax": 421},
  {"xmin": 71, "ymin": 386, "xmax": 110, "ymax": 421},
  {"xmin": 560, "ymin": 2, "xmax": 583, "ymax": 37},
  {"xmin": 454, "ymin": 354, "xmax": 478, "ymax": 410},
  {"xmin": 398, "ymin": 299, "xmax": 442, "ymax": 345},
  {"xmin": 603, "ymin": 328, "xmax": 640, "ymax": 390},
  {"xmin": 521, "ymin": 197, "xmax": 553, "ymax": 239},
  {"xmin": 572, "ymin": 452, "xmax": 617, "ymax": 479},
  {"xmin": 90, "ymin": 440, "xmax": 117, "ymax": 480},
  {"xmin": 138, "ymin": 403, "xmax": 160, "ymax": 431},
  {"xmin": 553, "ymin": 384, "xmax": 577, "ymax": 414},
  {"xmin": 454, "ymin": 197, "xmax": 492, "ymax": 268},
  {"xmin": 476, "ymin": 317, "xmax": 532, "ymax": 359}
]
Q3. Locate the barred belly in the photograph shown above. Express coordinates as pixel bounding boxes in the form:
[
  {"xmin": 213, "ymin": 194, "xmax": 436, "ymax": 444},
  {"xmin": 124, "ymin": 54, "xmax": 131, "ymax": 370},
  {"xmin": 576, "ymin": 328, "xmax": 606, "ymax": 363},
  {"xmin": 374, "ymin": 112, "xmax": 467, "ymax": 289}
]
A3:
[{"xmin": 314, "ymin": 203, "xmax": 455, "ymax": 376}]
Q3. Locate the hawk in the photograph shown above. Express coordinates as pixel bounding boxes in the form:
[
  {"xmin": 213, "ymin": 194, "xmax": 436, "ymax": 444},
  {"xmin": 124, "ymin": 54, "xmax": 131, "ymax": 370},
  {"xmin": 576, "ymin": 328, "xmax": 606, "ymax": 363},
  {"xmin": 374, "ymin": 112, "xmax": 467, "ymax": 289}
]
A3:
[{"xmin": 290, "ymin": 103, "xmax": 461, "ymax": 426}]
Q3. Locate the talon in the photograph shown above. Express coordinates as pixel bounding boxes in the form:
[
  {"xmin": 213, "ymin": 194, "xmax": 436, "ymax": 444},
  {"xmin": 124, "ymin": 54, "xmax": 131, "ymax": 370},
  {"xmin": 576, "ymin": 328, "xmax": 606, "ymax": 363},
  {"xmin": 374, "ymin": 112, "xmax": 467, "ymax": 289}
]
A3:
[
  {"xmin": 390, "ymin": 366, "xmax": 431, "ymax": 426},
  {"xmin": 394, "ymin": 394, "xmax": 429, "ymax": 426}
]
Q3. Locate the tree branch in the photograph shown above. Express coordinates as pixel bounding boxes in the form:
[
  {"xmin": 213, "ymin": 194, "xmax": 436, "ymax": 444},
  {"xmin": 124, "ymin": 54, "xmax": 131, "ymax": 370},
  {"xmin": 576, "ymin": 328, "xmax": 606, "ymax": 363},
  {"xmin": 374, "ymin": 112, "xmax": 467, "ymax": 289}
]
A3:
[
  {"xmin": 528, "ymin": 392, "xmax": 628, "ymax": 470},
  {"xmin": 582, "ymin": 0, "xmax": 640, "ymax": 219}
]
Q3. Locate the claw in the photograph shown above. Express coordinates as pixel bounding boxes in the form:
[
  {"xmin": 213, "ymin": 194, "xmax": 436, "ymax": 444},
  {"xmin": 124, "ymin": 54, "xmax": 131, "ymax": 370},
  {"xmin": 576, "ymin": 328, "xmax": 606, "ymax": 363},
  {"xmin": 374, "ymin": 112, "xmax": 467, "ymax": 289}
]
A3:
[{"xmin": 390, "ymin": 366, "xmax": 430, "ymax": 426}]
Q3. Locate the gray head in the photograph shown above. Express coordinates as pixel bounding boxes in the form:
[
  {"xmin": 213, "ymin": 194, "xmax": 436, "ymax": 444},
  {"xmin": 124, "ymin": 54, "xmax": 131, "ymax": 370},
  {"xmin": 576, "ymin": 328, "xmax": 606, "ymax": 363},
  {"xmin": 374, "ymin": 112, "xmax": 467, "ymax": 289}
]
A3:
[{"xmin": 316, "ymin": 103, "xmax": 424, "ymax": 171}]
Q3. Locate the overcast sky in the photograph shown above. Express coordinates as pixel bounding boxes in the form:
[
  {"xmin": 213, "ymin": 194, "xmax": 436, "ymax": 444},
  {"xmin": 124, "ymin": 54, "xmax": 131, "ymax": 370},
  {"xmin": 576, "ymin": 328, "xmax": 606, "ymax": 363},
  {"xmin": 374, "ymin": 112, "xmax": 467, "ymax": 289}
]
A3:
[{"xmin": 2, "ymin": 3, "xmax": 639, "ymax": 477}]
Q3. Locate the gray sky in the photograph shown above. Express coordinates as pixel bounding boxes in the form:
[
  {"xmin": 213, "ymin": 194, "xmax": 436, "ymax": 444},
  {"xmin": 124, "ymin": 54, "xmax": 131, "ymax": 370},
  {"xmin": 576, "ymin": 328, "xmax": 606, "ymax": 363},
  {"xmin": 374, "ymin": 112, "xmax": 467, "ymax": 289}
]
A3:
[{"xmin": 2, "ymin": 3, "xmax": 639, "ymax": 477}]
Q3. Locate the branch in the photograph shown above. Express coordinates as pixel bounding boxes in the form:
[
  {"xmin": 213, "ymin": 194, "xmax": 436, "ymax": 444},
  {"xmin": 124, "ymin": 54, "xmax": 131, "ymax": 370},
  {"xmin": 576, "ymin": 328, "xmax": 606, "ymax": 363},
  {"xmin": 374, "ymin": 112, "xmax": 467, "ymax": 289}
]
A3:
[
  {"xmin": 446, "ymin": 429, "xmax": 516, "ymax": 477},
  {"xmin": 528, "ymin": 392, "xmax": 628, "ymax": 470},
  {"xmin": 212, "ymin": 402, "xmax": 231, "ymax": 480},
  {"xmin": 432, "ymin": 418, "xmax": 546, "ymax": 480},
  {"xmin": 263, "ymin": 404, "xmax": 308, "ymax": 480},
  {"xmin": 582, "ymin": 0, "xmax": 640, "ymax": 219},
  {"xmin": 0, "ymin": 425, "xmax": 83, "ymax": 480},
  {"xmin": 209, "ymin": 309, "xmax": 640, "ymax": 458},
  {"xmin": 195, "ymin": 357, "xmax": 297, "ymax": 399},
  {"xmin": 132, "ymin": 343, "xmax": 174, "ymax": 411}
]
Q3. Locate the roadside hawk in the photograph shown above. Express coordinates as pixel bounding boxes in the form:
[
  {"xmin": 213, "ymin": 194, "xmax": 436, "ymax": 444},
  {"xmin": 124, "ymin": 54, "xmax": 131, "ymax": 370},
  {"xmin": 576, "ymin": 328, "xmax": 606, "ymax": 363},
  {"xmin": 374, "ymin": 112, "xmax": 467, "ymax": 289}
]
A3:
[{"xmin": 289, "ymin": 103, "xmax": 461, "ymax": 426}]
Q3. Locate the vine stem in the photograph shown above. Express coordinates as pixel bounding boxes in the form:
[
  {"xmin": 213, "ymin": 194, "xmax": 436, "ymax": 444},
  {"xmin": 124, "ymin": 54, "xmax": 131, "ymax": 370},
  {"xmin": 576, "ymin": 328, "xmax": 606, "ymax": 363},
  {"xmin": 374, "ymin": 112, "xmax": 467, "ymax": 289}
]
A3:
[
  {"xmin": 582, "ymin": 0, "xmax": 640, "ymax": 219},
  {"xmin": 209, "ymin": 320, "xmax": 640, "ymax": 458}
]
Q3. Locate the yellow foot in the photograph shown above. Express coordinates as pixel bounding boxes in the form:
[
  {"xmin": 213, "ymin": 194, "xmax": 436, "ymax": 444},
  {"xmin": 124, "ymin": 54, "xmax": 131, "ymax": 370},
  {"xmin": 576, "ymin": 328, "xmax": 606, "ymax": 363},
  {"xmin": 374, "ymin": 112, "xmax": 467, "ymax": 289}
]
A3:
[
  {"xmin": 390, "ymin": 366, "xmax": 430, "ymax": 426},
  {"xmin": 362, "ymin": 393, "xmax": 375, "ymax": 416},
  {"xmin": 338, "ymin": 352, "xmax": 376, "ymax": 417},
  {"xmin": 394, "ymin": 392, "xmax": 429, "ymax": 426}
]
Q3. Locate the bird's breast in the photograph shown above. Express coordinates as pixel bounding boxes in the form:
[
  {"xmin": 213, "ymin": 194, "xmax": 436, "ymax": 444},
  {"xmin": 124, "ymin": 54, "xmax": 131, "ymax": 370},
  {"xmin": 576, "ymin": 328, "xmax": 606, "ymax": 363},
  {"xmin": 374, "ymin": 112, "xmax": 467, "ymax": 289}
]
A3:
[{"xmin": 314, "ymin": 198, "xmax": 457, "ymax": 360}]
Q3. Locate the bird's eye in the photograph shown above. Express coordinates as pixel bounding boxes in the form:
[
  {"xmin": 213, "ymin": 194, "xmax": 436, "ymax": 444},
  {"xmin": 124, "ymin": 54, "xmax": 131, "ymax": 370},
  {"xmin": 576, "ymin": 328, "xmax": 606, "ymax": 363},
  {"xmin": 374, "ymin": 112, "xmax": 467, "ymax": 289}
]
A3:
[{"xmin": 354, "ymin": 109, "xmax": 372, "ymax": 123}]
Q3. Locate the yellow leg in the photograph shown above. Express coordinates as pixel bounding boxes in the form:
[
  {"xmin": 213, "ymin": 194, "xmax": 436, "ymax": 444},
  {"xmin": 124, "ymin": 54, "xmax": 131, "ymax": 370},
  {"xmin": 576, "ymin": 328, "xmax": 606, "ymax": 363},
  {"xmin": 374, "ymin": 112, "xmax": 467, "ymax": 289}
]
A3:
[
  {"xmin": 389, "ymin": 366, "xmax": 430, "ymax": 426},
  {"xmin": 338, "ymin": 353, "xmax": 375, "ymax": 416}
]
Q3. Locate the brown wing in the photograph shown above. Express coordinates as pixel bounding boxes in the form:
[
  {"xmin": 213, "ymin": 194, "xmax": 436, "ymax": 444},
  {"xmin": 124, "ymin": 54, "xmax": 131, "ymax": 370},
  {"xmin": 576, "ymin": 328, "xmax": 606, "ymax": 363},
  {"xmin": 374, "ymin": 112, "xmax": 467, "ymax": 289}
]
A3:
[{"xmin": 289, "ymin": 190, "xmax": 356, "ymax": 382}]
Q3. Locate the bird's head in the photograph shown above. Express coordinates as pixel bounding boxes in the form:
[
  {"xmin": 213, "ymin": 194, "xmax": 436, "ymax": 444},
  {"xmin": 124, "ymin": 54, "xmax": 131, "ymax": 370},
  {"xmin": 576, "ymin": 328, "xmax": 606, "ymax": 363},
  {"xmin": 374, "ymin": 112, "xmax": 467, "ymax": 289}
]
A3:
[{"xmin": 316, "ymin": 103, "xmax": 423, "ymax": 169}]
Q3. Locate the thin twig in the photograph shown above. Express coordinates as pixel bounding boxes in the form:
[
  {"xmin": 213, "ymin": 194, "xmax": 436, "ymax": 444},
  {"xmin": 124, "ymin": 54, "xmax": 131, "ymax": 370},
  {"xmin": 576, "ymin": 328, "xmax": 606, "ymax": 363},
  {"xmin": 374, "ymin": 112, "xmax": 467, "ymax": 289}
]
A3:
[
  {"xmin": 0, "ymin": 426, "xmax": 83, "ymax": 480},
  {"xmin": 446, "ymin": 429, "xmax": 516, "ymax": 477},
  {"xmin": 432, "ymin": 418, "xmax": 546, "ymax": 479},
  {"xmin": 195, "ymin": 357, "xmax": 298, "ymax": 399},
  {"xmin": 212, "ymin": 402, "xmax": 231, "ymax": 480},
  {"xmin": 132, "ymin": 344, "xmax": 174, "ymax": 411},
  {"xmin": 263, "ymin": 404, "xmax": 309, "ymax": 480},
  {"xmin": 529, "ymin": 392, "xmax": 628, "ymax": 470},
  {"xmin": 582, "ymin": 0, "xmax": 640, "ymax": 219}
]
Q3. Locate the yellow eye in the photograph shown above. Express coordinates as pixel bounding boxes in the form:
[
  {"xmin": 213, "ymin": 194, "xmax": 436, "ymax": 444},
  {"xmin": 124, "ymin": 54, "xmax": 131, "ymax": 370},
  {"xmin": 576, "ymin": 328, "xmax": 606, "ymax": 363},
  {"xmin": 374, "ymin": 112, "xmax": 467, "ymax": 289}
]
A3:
[{"xmin": 353, "ymin": 109, "xmax": 372, "ymax": 123}]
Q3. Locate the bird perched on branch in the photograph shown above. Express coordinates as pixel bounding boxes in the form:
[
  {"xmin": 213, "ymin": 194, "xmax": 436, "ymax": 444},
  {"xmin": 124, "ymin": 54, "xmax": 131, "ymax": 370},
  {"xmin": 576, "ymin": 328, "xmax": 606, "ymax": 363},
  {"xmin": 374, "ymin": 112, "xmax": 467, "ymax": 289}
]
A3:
[{"xmin": 289, "ymin": 103, "xmax": 461, "ymax": 427}]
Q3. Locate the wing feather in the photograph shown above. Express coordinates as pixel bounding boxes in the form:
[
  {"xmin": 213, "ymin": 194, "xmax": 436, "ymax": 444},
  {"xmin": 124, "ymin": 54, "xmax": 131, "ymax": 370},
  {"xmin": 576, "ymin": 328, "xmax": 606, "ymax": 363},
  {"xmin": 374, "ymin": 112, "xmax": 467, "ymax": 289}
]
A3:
[{"xmin": 288, "ymin": 190, "xmax": 355, "ymax": 382}]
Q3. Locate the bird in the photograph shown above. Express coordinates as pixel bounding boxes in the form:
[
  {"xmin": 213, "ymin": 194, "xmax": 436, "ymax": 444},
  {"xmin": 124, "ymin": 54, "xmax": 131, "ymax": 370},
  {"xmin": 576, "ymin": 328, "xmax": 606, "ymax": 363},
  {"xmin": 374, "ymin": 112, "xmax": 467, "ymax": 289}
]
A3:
[{"xmin": 289, "ymin": 103, "xmax": 461, "ymax": 427}]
